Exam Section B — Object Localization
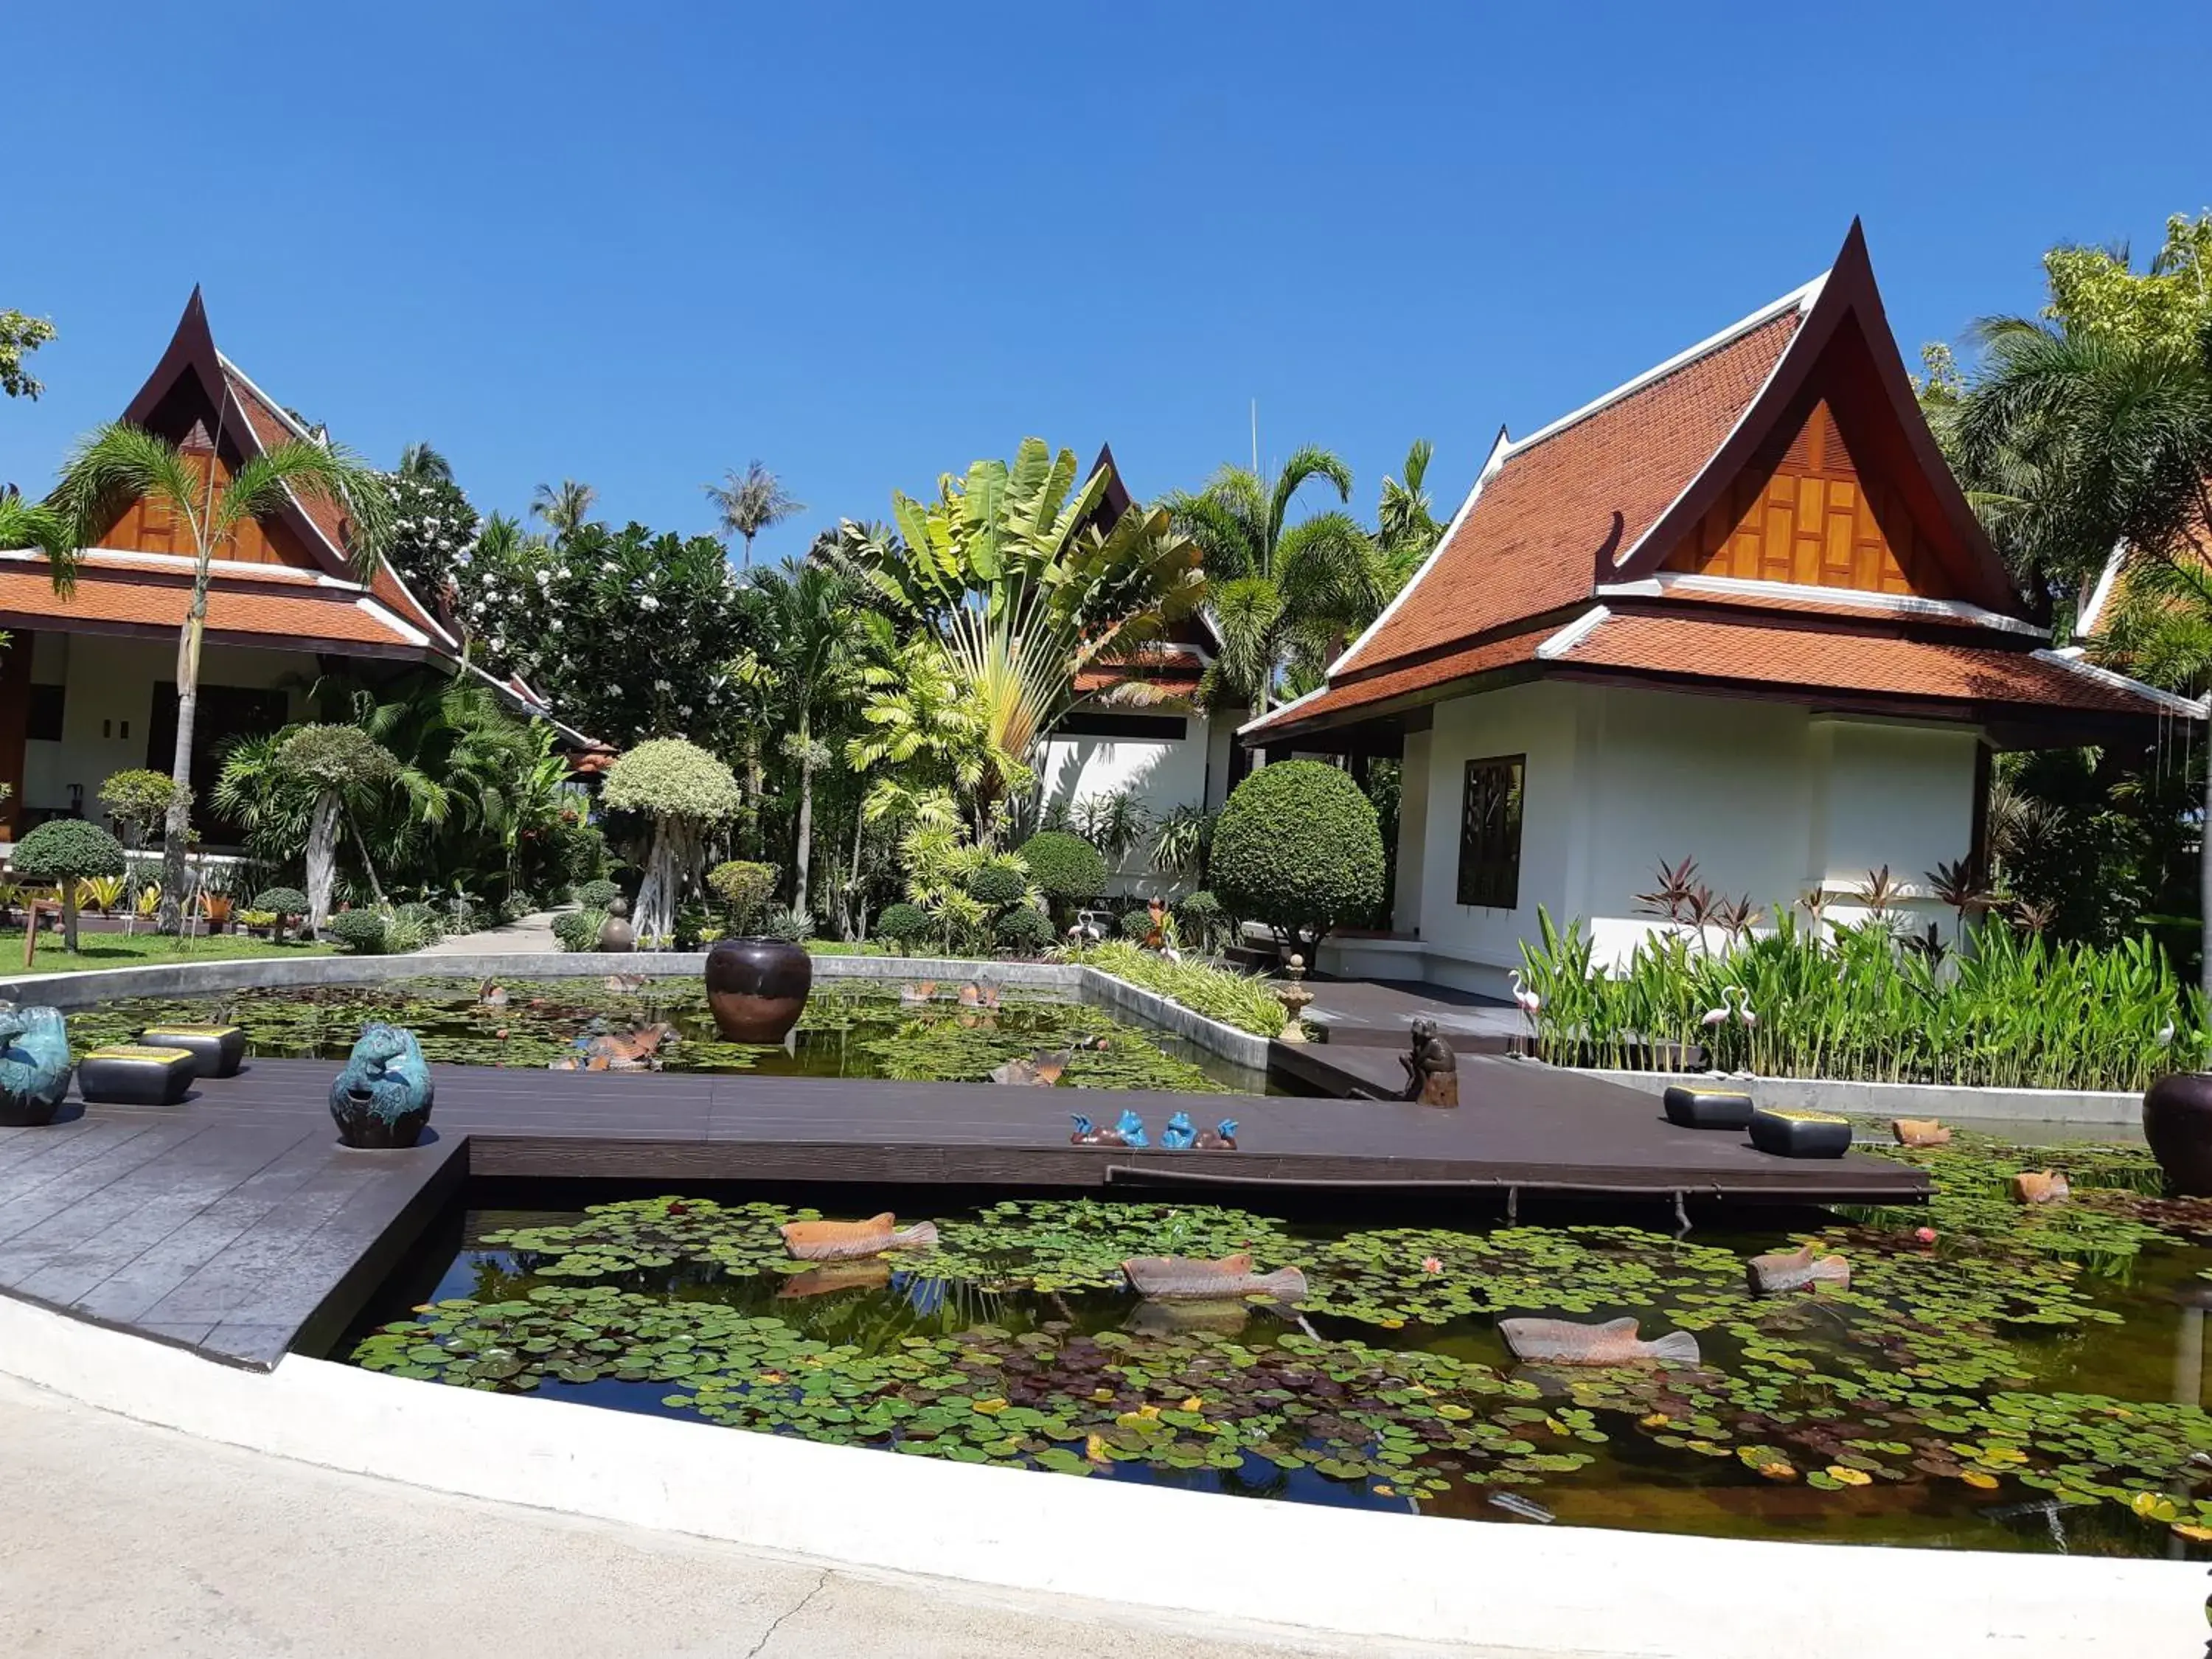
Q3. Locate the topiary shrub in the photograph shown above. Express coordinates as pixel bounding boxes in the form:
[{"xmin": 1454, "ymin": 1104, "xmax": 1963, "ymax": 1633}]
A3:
[
  {"xmin": 97, "ymin": 768, "xmax": 184, "ymax": 849},
  {"xmin": 964, "ymin": 861, "xmax": 1029, "ymax": 908},
  {"xmin": 575, "ymin": 877, "xmax": 622, "ymax": 911},
  {"xmin": 1210, "ymin": 760, "xmax": 1385, "ymax": 951},
  {"xmin": 875, "ymin": 902, "xmax": 933, "ymax": 953},
  {"xmin": 325, "ymin": 909, "xmax": 388, "ymax": 956},
  {"xmin": 1177, "ymin": 889, "xmax": 1224, "ymax": 952},
  {"xmin": 1118, "ymin": 905, "xmax": 1159, "ymax": 945},
  {"xmin": 11, "ymin": 818, "xmax": 127, "ymax": 952},
  {"xmin": 552, "ymin": 909, "xmax": 606, "ymax": 952},
  {"xmin": 1018, "ymin": 831, "xmax": 1107, "ymax": 926},
  {"xmin": 602, "ymin": 739, "xmax": 745, "ymax": 944},
  {"xmin": 995, "ymin": 904, "xmax": 1056, "ymax": 954},
  {"xmin": 706, "ymin": 860, "xmax": 779, "ymax": 934}
]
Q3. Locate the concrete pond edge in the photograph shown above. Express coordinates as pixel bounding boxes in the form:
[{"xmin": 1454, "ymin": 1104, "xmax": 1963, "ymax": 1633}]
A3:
[
  {"xmin": 0, "ymin": 950, "xmax": 1273, "ymax": 1071},
  {"xmin": 0, "ymin": 1293, "xmax": 2188, "ymax": 1659}
]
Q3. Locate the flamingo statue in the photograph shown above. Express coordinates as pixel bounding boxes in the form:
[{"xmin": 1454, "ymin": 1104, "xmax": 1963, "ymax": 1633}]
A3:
[{"xmin": 1508, "ymin": 970, "xmax": 1542, "ymax": 1057}]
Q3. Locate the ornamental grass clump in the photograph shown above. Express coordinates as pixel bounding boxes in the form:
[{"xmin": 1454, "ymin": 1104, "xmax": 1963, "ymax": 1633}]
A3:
[
  {"xmin": 602, "ymin": 740, "xmax": 745, "ymax": 945},
  {"xmin": 10, "ymin": 818, "xmax": 125, "ymax": 952},
  {"xmin": 1073, "ymin": 939, "xmax": 1287, "ymax": 1036},
  {"xmin": 1516, "ymin": 907, "xmax": 2207, "ymax": 1093},
  {"xmin": 1209, "ymin": 762, "xmax": 1383, "ymax": 951}
]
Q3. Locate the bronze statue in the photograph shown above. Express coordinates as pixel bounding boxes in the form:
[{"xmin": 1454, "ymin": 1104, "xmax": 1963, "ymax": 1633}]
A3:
[{"xmin": 1399, "ymin": 1016, "xmax": 1459, "ymax": 1108}]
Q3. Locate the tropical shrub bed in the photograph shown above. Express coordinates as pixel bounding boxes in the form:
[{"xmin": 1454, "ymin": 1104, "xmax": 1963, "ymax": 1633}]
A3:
[
  {"xmin": 1517, "ymin": 911, "xmax": 2205, "ymax": 1093},
  {"xmin": 347, "ymin": 1131, "xmax": 2212, "ymax": 1554},
  {"xmin": 1071, "ymin": 940, "xmax": 1286, "ymax": 1037}
]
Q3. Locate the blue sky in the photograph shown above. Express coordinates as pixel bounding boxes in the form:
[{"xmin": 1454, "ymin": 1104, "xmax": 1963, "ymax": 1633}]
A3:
[{"xmin": 5, "ymin": 2, "xmax": 2208, "ymax": 566}]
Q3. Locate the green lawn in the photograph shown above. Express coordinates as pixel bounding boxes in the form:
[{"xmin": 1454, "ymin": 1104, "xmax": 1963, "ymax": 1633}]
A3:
[{"xmin": 1, "ymin": 928, "xmax": 336, "ymax": 975}]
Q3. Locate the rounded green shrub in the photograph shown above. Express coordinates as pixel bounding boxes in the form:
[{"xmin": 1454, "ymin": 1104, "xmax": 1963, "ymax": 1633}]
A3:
[
  {"xmin": 1017, "ymin": 831, "xmax": 1106, "ymax": 917},
  {"xmin": 706, "ymin": 860, "xmax": 778, "ymax": 931},
  {"xmin": 995, "ymin": 904, "xmax": 1056, "ymax": 953},
  {"xmin": 1118, "ymin": 905, "xmax": 1158, "ymax": 942},
  {"xmin": 575, "ymin": 877, "xmax": 622, "ymax": 910},
  {"xmin": 1210, "ymin": 761, "xmax": 1384, "ymax": 947},
  {"xmin": 964, "ymin": 861, "xmax": 1028, "ymax": 908},
  {"xmin": 875, "ymin": 902, "xmax": 933, "ymax": 950},
  {"xmin": 602, "ymin": 739, "xmax": 745, "ymax": 823},
  {"xmin": 10, "ymin": 819, "xmax": 126, "ymax": 882},
  {"xmin": 552, "ymin": 909, "xmax": 606, "ymax": 952},
  {"xmin": 1177, "ymin": 889, "xmax": 1223, "ymax": 947},
  {"xmin": 255, "ymin": 886, "xmax": 309, "ymax": 918},
  {"xmin": 325, "ymin": 909, "xmax": 388, "ymax": 955}
]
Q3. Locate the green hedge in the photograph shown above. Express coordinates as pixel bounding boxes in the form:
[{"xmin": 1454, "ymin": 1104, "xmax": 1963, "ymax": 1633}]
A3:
[
  {"xmin": 1210, "ymin": 761, "xmax": 1382, "ymax": 945},
  {"xmin": 1018, "ymin": 831, "xmax": 1106, "ymax": 908},
  {"xmin": 326, "ymin": 910, "xmax": 387, "ymax": 956}
]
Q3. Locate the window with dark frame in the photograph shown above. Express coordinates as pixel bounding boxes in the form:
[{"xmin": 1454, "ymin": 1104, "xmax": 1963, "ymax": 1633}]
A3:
[
  {"xmin": 1456, "ymin": 754, "xmax": 1524, "ymax": 909},
  {"xmin": 25, "ymin": 684, "xmax": 64, "ymax": 742}
]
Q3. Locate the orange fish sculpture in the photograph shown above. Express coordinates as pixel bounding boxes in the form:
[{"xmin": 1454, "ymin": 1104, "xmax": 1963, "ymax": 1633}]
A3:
[
  {"xmin": 779, "ymin": 1212, "xmax": 941, "ymax": 1262},
  {"xmin": 1121, "ymin": 1253, "xmax": 1307, "ymax": 1303},
  {"xmin": 2011, "ymin": 1169, "xmax": 2071, "ymax": 1206},
  {"xmin": 1498, "ymin": 1316, "xmax": 1701, "ymax": 1367},
  {"xmin": 775, "ymin": 1262, "xmax": 894, "ymax": 1298},
  {"xmin": 1892, "ymin": 1119, "xmax": 1951, "ymax": 1148},
  {"xmin": 1746, "ymin": 1242, "xmax": 1851, "ymax": 1295}
]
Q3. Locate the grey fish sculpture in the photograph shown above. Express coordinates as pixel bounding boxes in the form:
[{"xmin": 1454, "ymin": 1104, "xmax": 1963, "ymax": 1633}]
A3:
[
  {"xmin": 1122, "ymin": 1253, "xmax": 1307, "ymax": 1303},
  {"xmin": 329, "ymin": 1023, "xmax": 435, "ymax": 1148},
  {"xmin": 0, "ymin": 1005, "xmax": 74, "ymax": 1127},
  {"xmin": 1498, "ymin": 1315, "xmax": 1700, "ymax": 1367}
]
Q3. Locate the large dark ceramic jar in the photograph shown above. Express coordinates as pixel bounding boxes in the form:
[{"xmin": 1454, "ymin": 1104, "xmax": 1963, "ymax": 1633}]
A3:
[
  {"xmin": 705, "ymin": 938, "xmax": 813, "ymax": 1043},
  {"xmin": 2143, "ymin": 1072, "xmax": 2212, "ymax": 1195}
]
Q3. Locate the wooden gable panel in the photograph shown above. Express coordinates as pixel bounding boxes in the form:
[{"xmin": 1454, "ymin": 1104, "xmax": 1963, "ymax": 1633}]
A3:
[
  {"xmin": 1666, "ymin": 399, "xmax": 1951, "ymax": 598},
  {"xmin": 97, "ymin": 448, "xmax": 321, "ymax": 569}
]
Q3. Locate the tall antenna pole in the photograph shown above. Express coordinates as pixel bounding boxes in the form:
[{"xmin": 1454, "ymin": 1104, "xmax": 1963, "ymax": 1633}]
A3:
[{"xmin": 1251, "ymin": 399, "xmax": 1259, "ymax": 475}]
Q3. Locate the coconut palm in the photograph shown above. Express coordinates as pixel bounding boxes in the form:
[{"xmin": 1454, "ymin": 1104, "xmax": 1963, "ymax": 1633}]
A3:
[
  {"xmin": 1165, "ymin": 446, "xmax": 1380, "ymax": 714},
  {"xmin": 1377, "ymin": 438, "xmax": 1444, "ymax": 591},
  {"xmin": 706, "ymin": 461, "xmax": 805, "ymax": 568},
  {"xmin": 396, "ymin": 442, "xmax": 454, "ymax": 484},
  {"xmin": 1950, "ymin": 315, "xmax": 2212, "ymax": 983},
  {"xmin": 51, "ymin": 422, "xmax": 390, "ymax": 928},
  {"xmin": 0, "ymin": 490, "xmax": 75, "ymax": 590},
  {"xmin": 751, "ymin": 560, "xmax": 874, "ymax": 920},
  {"xmin": 529, "ymin": 479, "xmax": 598, "ymax": 539}
]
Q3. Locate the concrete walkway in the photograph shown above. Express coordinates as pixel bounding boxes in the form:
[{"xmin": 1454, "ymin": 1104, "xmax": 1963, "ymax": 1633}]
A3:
[
  {"xmin": 414, "ymin": 908, "xmax": 567, "ymax": 956},
  {"xmin": 0, "ymin": 1371, "xmax": 1492, "ymax": 1659}
]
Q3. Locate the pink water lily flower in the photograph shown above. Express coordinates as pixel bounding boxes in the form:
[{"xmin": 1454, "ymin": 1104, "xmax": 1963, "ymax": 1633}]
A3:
[{"xmin": 1421, "ymin": 1256, "xmax": 1444, "ymax": 1274}]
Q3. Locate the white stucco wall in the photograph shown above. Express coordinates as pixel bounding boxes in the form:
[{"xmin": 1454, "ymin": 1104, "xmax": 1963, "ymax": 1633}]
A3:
[
  {"xmin": 1034, "ymin": 706, "xmax": 1218, "ymax": 897},
  {"xmin": 20, "ymin": 633, "xmax": 303, "ymax": 827},
  {"xmin": 1340, "ymin": 681, "xmax": 1984, "ymax": 996}
]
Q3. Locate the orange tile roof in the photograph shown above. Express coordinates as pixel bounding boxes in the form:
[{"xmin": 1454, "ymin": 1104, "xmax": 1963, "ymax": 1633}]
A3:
[
  {"xmin": 1554, "ymin": 612, "xmax": 2169, "ymax": 716},
  {"xmin": 1249, "ymin": 627, "xmax": 1554, "ymax": 734},
  {"xmin": 0, "ymin": 559, "xmax": 434, "ymax": 654},
  {"xmin": 1339, "ymin": 308, "xmax": 1801, "ymax": 677}
]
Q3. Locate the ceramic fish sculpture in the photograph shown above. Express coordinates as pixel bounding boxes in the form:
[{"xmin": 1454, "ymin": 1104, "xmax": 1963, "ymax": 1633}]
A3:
[
  {"xmin": 1498, "ymin": 1315, "xmax": 1700, "ymax": 1367},
  {"xmin": 551, "ymin": 1023, "xmax": 673, "ymax": 1071},
  {"xmin": 775, "ymin": 1261, "xmax": 893, "ymax": 1298},
  {"xmin": 1122, "ymin": 1252, "xmax": 1308, "ymax": 1303},
  {"xmin": 1195, "ymin": 1119, "xmax": 1239, "ymax": 1150},
  {"xmin": 1115, "ymin": 1108, "xmax": 1149, "ymax": 1149},
  {"xmin": 1892, "ymin": 1118, "xmax": 1950, "ymax": 1148},
  {"xmin": 479, "ymin": 980, "xmax": 508, "ymax": 1009},
  {"xmin": 1161, "ymin": 1111, "xmax": 1197, "ymax": 1150},
  {"xmin": 0, "ymin": 1005, "xmax": 74, "ymax": 1127},
  {"xmin": 2011, "ymin": 1169, "xmax": 2071, "ymax": 1206},
  {"xmin": 780, "ymin": 1211, "xmax": 941, "ymax": 1262},
  {"xmin": 900, "ymin": 981, "xmax": 939, "ymax": 1006},
  {"xmin": 958, "ymin": 979, "xmax": 1002, "ymax": 1009},
  {"xmin": 991, "ymin": 1050, "xmax": 1068, "ymax": 1087},
  {"xmin": 602, "ymin": 973, "xmax": 648, "ymax": 993},
  {"xmin": 1746, "ymin": 1242, "xmax": 1851, "ymax": 1295}
]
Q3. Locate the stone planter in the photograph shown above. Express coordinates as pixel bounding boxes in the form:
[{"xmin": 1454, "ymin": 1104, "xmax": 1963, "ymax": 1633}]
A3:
[
  {"xmin": 1662, "ymin": 1085, "xmax": 1754, "ymax": 1130},
  {"xmin": 139, "ymin": 1023, "xmax": 246, "ymax": 1079},
  {"xmin": 77, "ymin": 1045, "xmax": 196, "ymax": 1106},
  {"xmin": 705, "ymin": 938, "xmax": 813, "ymax": 1043},
  {"xmin": 1748, "ymin": 1107, "xmax": 1852, "ymax": 1159},
  {"xmin": 2143, "ymin": 1071, "xmax": 2212, "ymax": 1196}
]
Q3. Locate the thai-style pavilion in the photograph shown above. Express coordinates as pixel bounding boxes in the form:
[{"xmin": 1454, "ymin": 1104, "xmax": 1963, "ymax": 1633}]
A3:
[
  {"xmin": 0, "ymin": 291, "xmax": 565, "ymax": 847},
  {"xmin": 1244, "ymin": 223, "xmax": 2201, "ymax": 994}
]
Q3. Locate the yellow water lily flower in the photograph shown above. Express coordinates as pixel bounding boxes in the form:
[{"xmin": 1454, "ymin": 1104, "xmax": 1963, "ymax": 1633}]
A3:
[{"xmin": 1826, "ymin": 1466, "xmax": 1873, "ymax": 1487}]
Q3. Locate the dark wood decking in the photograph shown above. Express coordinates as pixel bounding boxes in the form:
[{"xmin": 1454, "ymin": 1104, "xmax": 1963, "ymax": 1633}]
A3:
[{"xmin": 0, "ymin": 1056, "xmax": 1925, "ymax": 1372}]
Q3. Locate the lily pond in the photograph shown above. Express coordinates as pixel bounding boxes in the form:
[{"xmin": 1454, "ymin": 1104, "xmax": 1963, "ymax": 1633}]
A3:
[
  {"xmin": 341, "ymin": 1131, "xmax": 2212, "ymax": 1558},
  {"xmin": 67, "ymin": 976, "xmax": 1265, "ymax": 1093}
]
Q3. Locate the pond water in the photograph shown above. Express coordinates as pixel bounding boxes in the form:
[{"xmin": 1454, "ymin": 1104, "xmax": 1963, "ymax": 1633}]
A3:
[
  {"xmin": 71, "ymin": 977, "xmax": 1270, "ymax": 1093},
  {"xmin": 341, "ymin": 1130, "xmax": 2212, "ymax": 1558}
]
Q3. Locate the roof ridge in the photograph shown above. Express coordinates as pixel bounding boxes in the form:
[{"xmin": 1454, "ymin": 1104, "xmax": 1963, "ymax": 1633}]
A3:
[{"xmin": 1497, "ymin": 271, "xmax": 1826, "ymax": 462}]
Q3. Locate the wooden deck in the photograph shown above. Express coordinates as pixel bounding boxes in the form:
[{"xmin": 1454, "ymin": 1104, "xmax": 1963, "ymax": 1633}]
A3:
[{"xmin": 0, "ymin": 1056, "xmax": 1925, "ymax": 1372}]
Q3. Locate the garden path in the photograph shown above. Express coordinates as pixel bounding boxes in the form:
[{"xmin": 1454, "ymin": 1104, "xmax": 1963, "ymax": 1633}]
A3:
[
  {"xmin": 0, "ymin": 1370, "xmax": 1496, "ymax": 1659},
  {"xmin": 414, "ymin": 908, "xmax": 568, "ymax": 956}
]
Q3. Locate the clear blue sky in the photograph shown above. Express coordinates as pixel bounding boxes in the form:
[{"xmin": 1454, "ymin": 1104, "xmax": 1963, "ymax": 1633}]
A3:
[{"xmin": 6, "ymin": 2, "xmax": 2208, "ymax": 565}]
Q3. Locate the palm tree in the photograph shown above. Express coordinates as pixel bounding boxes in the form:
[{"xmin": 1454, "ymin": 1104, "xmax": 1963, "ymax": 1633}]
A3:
[
  {"xmin": 706, "ymin": 461, "xmax": 805, "ymax": 568},
  {"xmin": 0, "ymin": 490, "xmax": 74, "ymax": 587},
  {"xmin": 529, "ymin": 479, "xmax": 597, "ymax": 538},
  {"xmin": 753, "ymin": 561, "xmax": 872, "ymax": 920},
  {"xmin": 395, "ymin": 442, "xmax": 454, "ymax": 484},
  {"xmin": 1377, "ymin": 438, "xmax": 1444, "ymax": 592},
  {"xmin": 1950, "ymin": 316, "xmax": 2212, "ymax": 983},
  {"xmin": 52, "ymin": 422, "xmax": 389, "ymax": 928},
  {"xmin": 1165, "ymin": 446, "xmax": 1380, "ymax": 714}
]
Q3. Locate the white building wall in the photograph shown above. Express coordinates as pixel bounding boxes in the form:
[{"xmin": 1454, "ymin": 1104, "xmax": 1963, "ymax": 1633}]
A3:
[
  {"xmin": 20, "ymin": 633, "xmax": 303, "ymax": 827},
  {"xmin": 1326, "ymin": 681, "xmax": 1984, "ymax": 997},
  {"xmin": 1034, "ymin": 708, "xmax": 1217, "ymax": 897}
]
